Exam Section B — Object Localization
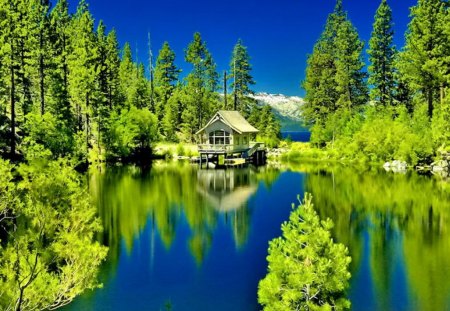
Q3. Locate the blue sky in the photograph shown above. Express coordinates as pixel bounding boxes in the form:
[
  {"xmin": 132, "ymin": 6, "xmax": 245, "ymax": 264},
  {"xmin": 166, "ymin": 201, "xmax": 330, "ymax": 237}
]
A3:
[{"xmin": 70, "ymin": 0, "xmax": 417, "ymax": 96}]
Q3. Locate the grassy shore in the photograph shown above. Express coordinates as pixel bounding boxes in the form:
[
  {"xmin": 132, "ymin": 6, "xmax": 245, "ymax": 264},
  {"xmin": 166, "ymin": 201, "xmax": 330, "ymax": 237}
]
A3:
[{"xmin": 154, "ymin": 142, "xmax": 200, "ymax": 159}]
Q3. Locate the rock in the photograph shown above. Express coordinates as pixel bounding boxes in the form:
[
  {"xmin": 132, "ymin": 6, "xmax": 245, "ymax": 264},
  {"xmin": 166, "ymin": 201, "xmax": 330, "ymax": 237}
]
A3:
[
  {"xmin": 431, "ymin": 160, "xmax": 449, "ymax": 172},
  {"xmin": 385, "ymin": 160, "xmax": 407, "ymax": 173},
  {"xmin": 392, "ymin": 160, "xmax": 407, "ymax": 169}
]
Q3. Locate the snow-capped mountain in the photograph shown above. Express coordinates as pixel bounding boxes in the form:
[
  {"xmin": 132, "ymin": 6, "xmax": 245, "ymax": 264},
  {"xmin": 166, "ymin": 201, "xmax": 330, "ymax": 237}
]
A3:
[{"xmin": 250, "ymin": 93, "xmax": 306, "ymax": 131}]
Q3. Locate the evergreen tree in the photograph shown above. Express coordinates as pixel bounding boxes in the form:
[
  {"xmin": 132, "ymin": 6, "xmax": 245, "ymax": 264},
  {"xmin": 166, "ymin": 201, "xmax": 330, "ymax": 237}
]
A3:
[
  {"xmin": 368, "ymin": 0, "xmax": 396, "ymax": 106},
  {"xmin": 48, "ymin": 0, "xmax": 72, "ymax": 124},
  {"xmin": 132, "ymin": 63, "xmax": 150, "ymax": 109},
  {"xmin": 302, "ymin": 0, "xmax": 367, "ymax": 146},
  {"xmin": 162, "ymin": 85, "xmax": 184, "ymax": 141},
  {"xmin": 67, "ymin": 0, "xmax": 98, "ymax": 155},
  {"xmin": 258, "ymin": 193, "xmax": 352, "ymax": 310},
  {"xmin": 229, "ymin": 39, "xmax": 255, "ymax": 112},
  {"xmin": 252, "ymin": 105, "xmax": 281, "ymax": 148},
  {"xmin": 302, "ymin": 0, "xmax": 346, "ymax": 123},
  {"xmin": 154, "ymin": 41, "xmax": 180, "ymax": 122},
  {"xmin": 183, "ymin": 32, "xmax": 218, "ymax": 134},
  {"xmin": 119, "ymin": 43, "xmax": 135, "ymax": 109},
  {"xmin": 104, "ymin": 29, "xmax": 123, "ymax": 111},
  {"xmin": 28, "ymin": 0, "xmax": 51, "ymax": 116},
  {"xmin": 335, "ymin": 19, "xmax": 368, "ymax": 109},
  {"xmin": 0, "ymin": 0, "xmax": 24, "ymax": 158},
  {"xmin": 398, "ymin": 0, "xmax": 448, "ymax": 117}
]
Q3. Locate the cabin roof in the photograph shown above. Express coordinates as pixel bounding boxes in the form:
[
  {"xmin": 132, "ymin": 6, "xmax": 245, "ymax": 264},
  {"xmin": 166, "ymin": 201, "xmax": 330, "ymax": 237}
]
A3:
[{"xmin": 196, "ymin": 110, "xmax": 259, "ymax": 135}]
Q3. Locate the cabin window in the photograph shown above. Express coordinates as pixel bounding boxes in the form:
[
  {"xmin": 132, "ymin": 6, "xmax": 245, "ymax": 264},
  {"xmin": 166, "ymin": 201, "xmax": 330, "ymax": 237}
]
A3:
[
  {"xmin": 209, "ymin": 130, "xmax": 231, "ymax": 145},
  {"xmin": 243, "ymin": 136, "xmax": 247, "ymax": 145}
]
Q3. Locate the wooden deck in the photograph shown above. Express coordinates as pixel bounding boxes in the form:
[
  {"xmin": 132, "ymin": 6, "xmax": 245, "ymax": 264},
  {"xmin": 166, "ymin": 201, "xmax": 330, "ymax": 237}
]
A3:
[
  {"xmin": 197, "ymin": 142, "xmax": 266, "ymax": 168},
  {"xmin": 197, "ymin": 144, "xmax": 248, "ymax": 155}
]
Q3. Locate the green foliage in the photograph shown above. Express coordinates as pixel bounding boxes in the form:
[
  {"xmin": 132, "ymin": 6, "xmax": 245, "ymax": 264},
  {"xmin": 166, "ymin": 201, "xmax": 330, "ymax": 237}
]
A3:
[
  {"xmin": 398, "ymin": 0, "xmax": 448, "ymax": 118},
  {"xmin": 258, "ymin": 193, "xmax": 351, "ymax": 311},
  {"xmin": 0, "ymin": 159, "xmax": 18, "ymax": 222},
  {"xmin": 0, "ymin": 0, "xmax": 275, "ymax": 161},
  {"xmin": 105, "ymin": 107, "xmax": 158, "ymax": 160},
  {"xmin": 0, "ymin": 159, "xmax": 107, "ymax": 310},
  {"xmin": 154, "ymin": 42, "xmax": 181, "ymax": 122},
  {"xmin": 303, "ymin": 0, "xmax": 449, "ymax": 165},
  {"xmin": 229, "ymin": 39, "xmax": 255, "ymax": 112},
  {"xmin": 302, "ymin": 1, "xmax": 367, "ymax": 124},
  {"xmin": 368, "ymin": 0, "xmax": 396, "ymax": 106},
  {"xmin": 21, "ymin": 112, "xmax": 73, "ymax": 159},
  {"xmin": 252, "ymin": 105, "xmax": 281, "ymax": 148}
]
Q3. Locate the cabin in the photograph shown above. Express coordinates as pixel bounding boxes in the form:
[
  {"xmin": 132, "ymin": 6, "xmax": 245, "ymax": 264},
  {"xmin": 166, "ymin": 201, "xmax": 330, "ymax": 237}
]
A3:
[{"xmin": 196, "ymin": 110, "xmax": 266, "ymax": 166}]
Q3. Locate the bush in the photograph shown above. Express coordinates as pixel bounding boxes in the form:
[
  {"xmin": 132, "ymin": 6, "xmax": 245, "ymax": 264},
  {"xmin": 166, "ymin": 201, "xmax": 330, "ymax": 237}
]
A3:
[
  {"xmin": 309, "ymin": 105, "xmax": 436, "ymax": 166},
  {"xmin": 21, "ymin": 112, "xmax": 74, "ymax": 160},
  {"xmin": 105, "ymin": 107, "xmax": 158, "ymax": 161}
]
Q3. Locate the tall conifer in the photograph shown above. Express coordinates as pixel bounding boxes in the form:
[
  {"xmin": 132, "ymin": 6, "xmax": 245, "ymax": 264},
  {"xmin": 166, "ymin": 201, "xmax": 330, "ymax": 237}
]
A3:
[{"xmin": 368, "ymin": 0, "xmax": 396, "ymax": 106}]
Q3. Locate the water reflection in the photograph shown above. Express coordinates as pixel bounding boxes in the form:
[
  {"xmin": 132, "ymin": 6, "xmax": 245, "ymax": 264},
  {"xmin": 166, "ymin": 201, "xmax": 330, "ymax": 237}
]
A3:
[
  {"xmin": 300, "ymin": 164, "xmax": 450, "ymax": 311},
  {"xmin": 91, "ymin": 163, "xmax": 279, "ymax": 266},
  {"xmin": 67, "ymin": 162, "xmax": 450, "ymax": 311}
]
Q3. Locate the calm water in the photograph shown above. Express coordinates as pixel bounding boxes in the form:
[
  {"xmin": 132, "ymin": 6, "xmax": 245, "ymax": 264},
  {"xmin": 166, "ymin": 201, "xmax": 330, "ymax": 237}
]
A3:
[
  {"xmin": 65, "ymin": 162, "xmax": 450, "ymax": 311},
  {"xmin": 281, "ymin": 131, "xmax": 311, "ymax": 142}
]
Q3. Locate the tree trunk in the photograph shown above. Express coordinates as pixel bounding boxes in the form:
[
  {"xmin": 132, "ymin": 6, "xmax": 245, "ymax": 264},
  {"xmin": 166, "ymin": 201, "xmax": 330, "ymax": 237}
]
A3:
[
  {"xmin": 39, "ymin": 31, "xmax": 45, "ymax": 115},
  {"xmin": 86, "ymin": 93, "xmax": 90, "ymax": 152},
  {"xmin": 10, "ymin": 51, "xmax": 16, "ymax": 159},
  {"xmin": 427, "ymin": 88, "xmax": 433, "ymax": 118}
]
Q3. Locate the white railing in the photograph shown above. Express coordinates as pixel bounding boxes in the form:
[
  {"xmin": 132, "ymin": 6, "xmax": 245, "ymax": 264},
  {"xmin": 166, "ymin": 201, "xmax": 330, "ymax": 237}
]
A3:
[{"xmin": 197, "ymin": 144, "xmax": 235, "ymax": 152}]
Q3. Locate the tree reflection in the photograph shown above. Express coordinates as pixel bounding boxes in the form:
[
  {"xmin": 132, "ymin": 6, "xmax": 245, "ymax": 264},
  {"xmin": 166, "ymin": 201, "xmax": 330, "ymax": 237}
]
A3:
[
  {"xmin": 90, "ymin": 163, "xmax": 280, "ymax": 265},
  {"xmin": 298, "ymin": 164, "xmax": 450, "ymax": 310}
]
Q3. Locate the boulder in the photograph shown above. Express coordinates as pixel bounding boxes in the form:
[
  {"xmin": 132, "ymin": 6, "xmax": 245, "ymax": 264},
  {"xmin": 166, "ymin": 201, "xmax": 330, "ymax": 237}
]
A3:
[
  {"xmin": 431, "ymin": 160, "xmax": 449, "ymax": 172},
  {"xmin": 392, "ymin": 160, "xmax": 407, "ymax": 170},
  {"xmin": 385, "ymin": 160, "xmax": 407, "ymax": 173}
]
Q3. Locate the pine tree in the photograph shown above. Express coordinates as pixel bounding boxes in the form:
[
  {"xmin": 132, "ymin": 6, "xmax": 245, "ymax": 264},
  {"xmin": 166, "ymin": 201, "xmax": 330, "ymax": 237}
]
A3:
[
  {"xmin": 258, "ymin": 193, "xmax": 352, "ymax": 310},
  {"xmin": 67, "ymin": 0, "xmax": 98, "ymax": 153},
  {"xmin": 368, "ymin": 0, "xmax": 396, "ymax": 106},
  {"xmin": 0, "ymin": 0, "xmax": 23, "ymax": 158},
  {"xmin": 303, "ymin": 0, "xmax": 367, "ymax": 123},
  {"xmin": 398, "ymin": 0, "xmax": 448, "ymax": 118},
  {"xmin": 335, "ymin": 19, "xmax": 368, "ymax": 109},
  {"xmin": 104, "ymin": 30, "xmax": 123, "ymax": 111},
  {"xmin": 229, "ymin": 39, "xmax": 255, "ymax": 112},
  {"xmin": 48, "ymin": 0, "xmax": 72, "ymax": 124},
  {"xmin": 119, "ymin": 43, "xmax": 135, "ymax": 109},
  {"xmin": 132, "ymin": 63, "xmax": 150, "ymax": 109},
  {"xmin": 184, "ymin": 32, "xmax": 218, "ymax": 133},
  {"xmin": 302, "ymin": 0, "xmax": 346, "ymax": 123},
  {"xmin": 154, "ymin": 41, "xmax": 180, "ymax": 122}
]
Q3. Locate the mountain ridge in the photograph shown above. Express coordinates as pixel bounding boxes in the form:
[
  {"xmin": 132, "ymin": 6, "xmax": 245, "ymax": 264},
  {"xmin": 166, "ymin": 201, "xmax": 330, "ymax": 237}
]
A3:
[{"xmin": 250, "ymin": 93, "xmax": 307, "ymax": 132}]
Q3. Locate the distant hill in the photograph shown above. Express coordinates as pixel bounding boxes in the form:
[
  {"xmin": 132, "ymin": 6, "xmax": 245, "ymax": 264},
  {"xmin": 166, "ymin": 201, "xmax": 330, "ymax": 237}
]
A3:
[{"xmin": 250, "ymin": 93, "xmax": 308, "ymax": 132}]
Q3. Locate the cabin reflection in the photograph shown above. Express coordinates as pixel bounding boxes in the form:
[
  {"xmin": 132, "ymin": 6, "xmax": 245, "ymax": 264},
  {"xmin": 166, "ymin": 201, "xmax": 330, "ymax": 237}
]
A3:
[{"xmin": 196, "ymin": 168, "xmax": 257, "ymax": 212}]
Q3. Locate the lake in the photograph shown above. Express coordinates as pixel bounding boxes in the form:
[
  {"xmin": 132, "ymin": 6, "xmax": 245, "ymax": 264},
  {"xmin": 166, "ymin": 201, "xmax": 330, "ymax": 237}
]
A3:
[
  {"xmin": 281, "ymin": 131, "xmax": 311, "ymax": 142},
  {"xmin": 65, "ymin": 162, "xmax": 450, "ymax": 311}
]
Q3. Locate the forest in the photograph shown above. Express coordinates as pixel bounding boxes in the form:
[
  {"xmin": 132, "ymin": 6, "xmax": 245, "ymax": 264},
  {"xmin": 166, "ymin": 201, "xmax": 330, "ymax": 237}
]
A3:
[
  {"xmin": 303, "ymin": 0, "xmax": 450, "ymax": 166},
  {"xmin": 0, "ymin": 0, "xmax": 281, "ymax": 166}
]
